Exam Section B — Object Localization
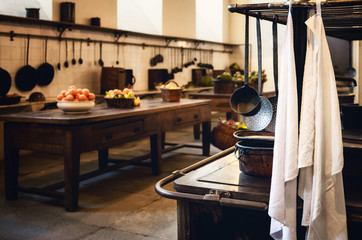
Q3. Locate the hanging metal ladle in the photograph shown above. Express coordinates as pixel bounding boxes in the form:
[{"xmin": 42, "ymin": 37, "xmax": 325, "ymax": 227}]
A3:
[
  {"xmin": 230, "ymin": 13, "xmax": 261, "ymax": 116},
  {"xmin": 98, "ymin": 41, "xmax": 104, "ymax": 67},
  {"xmin": 243, "ymin": 16, "xmax": 273, "ymax": 131},
  {"xmin": 265, "ymin": 16, "xmax": 279, "ymax": 132},
  {"xmin": 78, "ymin": 41, "xmax": 83, "ymax": 64}
]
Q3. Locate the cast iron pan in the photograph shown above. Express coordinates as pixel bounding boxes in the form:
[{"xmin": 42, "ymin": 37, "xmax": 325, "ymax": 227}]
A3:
[
  {"xmin": 37, "ymin": 38, "xmax": 55, "ymax": 86},
  {"xmin": 0, "ymin": 68, "xmax": 11, "ymax": 96},
  {"xmin": 15, "ymin": 35, "xmax": 37, "ymax": 92},
  {"xmin": 0, "ymin": 42, "xmax": 11, "ymax": 95}
]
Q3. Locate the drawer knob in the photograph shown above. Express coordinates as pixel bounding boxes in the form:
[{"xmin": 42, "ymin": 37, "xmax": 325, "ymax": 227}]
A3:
[
  {"xmin": 194, "ymin": 114, "xmax": 199, "ymax": 119},
  {"xmin": 134, "ymin": 127, "xmax": 141, "ymax": 133},
  {"xmin": 176, "ymin": 118, "xmax": 182, "ymax": 123}
]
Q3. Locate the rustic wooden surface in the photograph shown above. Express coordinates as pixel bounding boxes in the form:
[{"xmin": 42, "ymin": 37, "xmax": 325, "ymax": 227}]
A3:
[{"xmin": 1, "ymin": 98, "xmax": 212, "ymax": 211}]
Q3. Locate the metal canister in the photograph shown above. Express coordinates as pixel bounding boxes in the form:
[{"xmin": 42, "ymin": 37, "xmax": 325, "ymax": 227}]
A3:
[{"xmin": 60, "ymin": 2, "xmax": 75, "ymax": 23}]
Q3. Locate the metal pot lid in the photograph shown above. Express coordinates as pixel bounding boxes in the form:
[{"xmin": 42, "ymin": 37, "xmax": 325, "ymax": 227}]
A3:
[{"xmin": 243, "ymin": 96, "xmax": 273, "ymax": 132}]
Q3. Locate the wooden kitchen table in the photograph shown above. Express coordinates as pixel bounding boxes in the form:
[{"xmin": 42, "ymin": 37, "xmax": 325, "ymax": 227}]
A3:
[
  {"xmin": 0, "ymin": 98, "xmax": 211, "ymax": 211},
  {"xmin": 189, "ymin": 92, "xmax": 239, "ymax": 121}
]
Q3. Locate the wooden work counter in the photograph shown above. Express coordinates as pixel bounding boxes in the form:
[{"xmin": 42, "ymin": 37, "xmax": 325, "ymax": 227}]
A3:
[{"xmin": 0, "ymin": 98, "xmax": 212, "ymax": 211}]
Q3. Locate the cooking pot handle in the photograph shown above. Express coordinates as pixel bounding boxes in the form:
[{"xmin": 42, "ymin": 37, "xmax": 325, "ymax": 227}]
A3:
[
  {"xmin": 234, "ymin": 147, "xmax": 247, "ymax": 160},
  {"xmin": 131, "ymin": 75, "xmax": 136, "ymax": 85}
]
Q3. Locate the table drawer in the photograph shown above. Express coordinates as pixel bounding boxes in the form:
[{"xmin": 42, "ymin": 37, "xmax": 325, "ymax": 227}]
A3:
[
  {"xmin": 90, "ymin": 120, "xmax": 144, "ymax": 146},
  {"xmin": 174, "ymin": 108, "xmax": 201, "ymax": 126}
]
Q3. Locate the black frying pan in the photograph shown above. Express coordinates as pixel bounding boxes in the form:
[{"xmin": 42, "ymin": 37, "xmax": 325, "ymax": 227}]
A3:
[
  {"xmin": 15, "ymin": 35, "xmax": 37, "ymax": 92},
  {"xmin": 37, "ymin": 38, "xmax": 55, "ymax": 86},
  {"xmin": 0, "ymin": 42, "xmax": 11, "ymax": 96},
  {"xmin": 0, "ymin": 68, "xmax": 11, "ymax": 96}
]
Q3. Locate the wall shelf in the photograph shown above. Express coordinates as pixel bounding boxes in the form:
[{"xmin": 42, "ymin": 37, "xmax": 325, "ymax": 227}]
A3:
[{"xmin": 0, "ymin": 14, "xmax": 239, "ymax": 53}]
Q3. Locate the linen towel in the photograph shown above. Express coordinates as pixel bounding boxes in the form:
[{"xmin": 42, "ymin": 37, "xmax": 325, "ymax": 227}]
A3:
[
  {"xmin": 268, "ymin": 1, "xmax": 299, "ymax": 239},
  {"xmin": 298, "ymin": 0, "xmax": 348, "ymax": 239}
]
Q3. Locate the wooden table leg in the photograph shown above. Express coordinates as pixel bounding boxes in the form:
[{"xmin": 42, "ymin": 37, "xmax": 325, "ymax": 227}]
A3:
[
  {"xmin": 63, "ymin": 132, "xmax": 81, "ymax": 212},
  {"xmin": 4, "ymin": 146, "xmax": 19, "ymax": 200},
  {"xmin": 98, "ymin": 149, "xmax": 109, "ymax": 169},
  {"xmin": 202, "ymin": 121, "xmax": 211, "ymax": 156},
  {"xmin": 161, "ymin": 132, "xmax": 166, "ymax": 150},
  {"xmin": 150, "ymin": 133, "xmax": 162, "ymax": 175},
  {"xmin": 193, "ymin": 124, "xmax": 200, "ymax": 140}
]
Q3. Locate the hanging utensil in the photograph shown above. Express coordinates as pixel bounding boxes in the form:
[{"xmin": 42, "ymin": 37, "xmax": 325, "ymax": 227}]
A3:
[
  {"xmin": 99, "ymin": 41, "xmax": 104, "ymax": 67},
  {"xmin": 71, "ymin": 40, "xmax": 76, "ymax": 65},
  {"xmin": 37, "ymin": 37, "xmax": 55, "ymax": 86},
  {"xmin": 345, "ymin": 40, "xmax": 356, "ymax": 78},
  {"xmin": 57, "ymin": 40, "xmax": 61, "ymax": 70},
  {"xmin": 230, "ymin": 13, "xmax": 261, "ymax": 116},
  {"xmin": 116, "ymin": 43, "xmax": 119, "ymax": 65},
  {"xmin": 243, "ymin": 16, "xmax": 273, "ymax": 131},
  {"xmin": 0, "ymin": 43, "xmax": 12, "ymax": 96},
  {"xmin": 64, "ymin": 40, "xmax": 69, "ymax": 68},
  {"xmin": 155, "ymin": 46, "xmax": 164, "ymax": 63},
  {"xmin": 78, "ymin": 41, "xmax": 83, "ymax": 64},
  {"xmin": 15, "ymin": 35, "xmax": 37, "ymax": 91},
  {"xmin": 265, "ymin": 16, "xmax": 279, "ymax": 133},
  {"xmin": 150, "ymin": 46, "xmax": 157, "ymax": 67}
]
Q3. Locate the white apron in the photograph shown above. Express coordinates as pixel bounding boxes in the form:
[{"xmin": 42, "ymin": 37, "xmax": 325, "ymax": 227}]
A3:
[
  {"xmin": 268, "ymin": 1, "xmax": 299, "ymax": 239},
  {"xmin": 298, "ymin": 0, "xmax": 348, "ymax": 239}
]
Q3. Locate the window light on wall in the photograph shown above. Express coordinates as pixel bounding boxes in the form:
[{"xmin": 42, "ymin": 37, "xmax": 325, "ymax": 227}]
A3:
[
  {"xmin": 117, "ymin": 0, "xmax": 162, "ymax": 35},
  {"xmin": 0, "ymin": 0, "xmax": 52, "ymax": 20},
  {"xmin": 196, "ymin": 0, "xmax": 223, "ymax": 42}
]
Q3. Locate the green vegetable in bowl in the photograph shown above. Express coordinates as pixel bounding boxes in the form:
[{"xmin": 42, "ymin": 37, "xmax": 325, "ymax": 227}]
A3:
[
  {"xmin": 216, "ymin": 72, "xmax": 232, "ymax": 81},
  {"xmin": 200, "ymin": 75, "xmax": 214, "ymax": 86}
]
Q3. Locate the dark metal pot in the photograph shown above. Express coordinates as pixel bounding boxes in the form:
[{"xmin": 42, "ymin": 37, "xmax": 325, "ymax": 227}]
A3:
[{"xmin": 234, "ymin": 136, "xmax": 274, "ymax": 177}]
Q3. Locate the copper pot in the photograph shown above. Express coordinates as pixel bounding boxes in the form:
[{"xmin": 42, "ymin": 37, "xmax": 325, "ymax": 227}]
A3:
[{"xmin": 234, "ymin": 136, "xmax": 274, "ymax": 177}]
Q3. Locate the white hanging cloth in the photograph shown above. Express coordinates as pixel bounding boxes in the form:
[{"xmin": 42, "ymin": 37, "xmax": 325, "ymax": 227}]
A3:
[
  {"xmin": 268, "ymin": 0, "xmax": 299, "ymax": 238},
  {"xmin": 297, "ymin": 0, "xmax": 348, "ymax": 238}
]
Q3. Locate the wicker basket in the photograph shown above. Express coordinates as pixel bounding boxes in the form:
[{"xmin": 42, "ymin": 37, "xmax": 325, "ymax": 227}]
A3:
[
  {"xmin": 160, "ymin": 80, "xmax": 182, "ymax": 102},
  {"xmin": 105, "ymin": 97, "xmax": 134, "ymax": 108},
  {"xmin": 211, "ymin": 123, "xmax": 238, "ymax": 150}
]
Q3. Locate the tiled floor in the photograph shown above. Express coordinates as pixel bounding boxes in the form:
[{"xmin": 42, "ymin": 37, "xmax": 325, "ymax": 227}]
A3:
[{"xmin": 0, "ymin": 112, "xmax": 224, "ymax": 240}]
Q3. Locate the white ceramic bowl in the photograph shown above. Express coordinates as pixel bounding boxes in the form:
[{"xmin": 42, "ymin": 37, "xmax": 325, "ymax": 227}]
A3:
[{"xmin": 57, "ymin": 100, "xmax": 95, "ymax": 114}]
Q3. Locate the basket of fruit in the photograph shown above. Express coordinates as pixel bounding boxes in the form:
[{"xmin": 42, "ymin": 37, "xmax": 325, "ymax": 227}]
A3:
[
  {"xmin": 160, "ymin": 80, "xmax": 182, "ymax": 102},
  {"xmin": 104, "ymin": 88, "xmax": 141, "ymax": 108}
]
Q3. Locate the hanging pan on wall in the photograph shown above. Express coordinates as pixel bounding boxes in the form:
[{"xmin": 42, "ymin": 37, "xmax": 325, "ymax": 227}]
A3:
[
  {"xmin": 37, "ymin": 38, "xmax": 55, "ymax": 86},
  {"xmin": 243, "ymin": 17, "xmax": 273, "ymax": 131},
  {"xmin": 230, "ymin": 13, "xmax": 261, "ymax": 116},
  {"xmin": 0, "ymin": 42, "xmax": 12, "ymax": 96},
  {"xmin": 15, "ymin": 35, "xmax": 38, "ymax": 92}
]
